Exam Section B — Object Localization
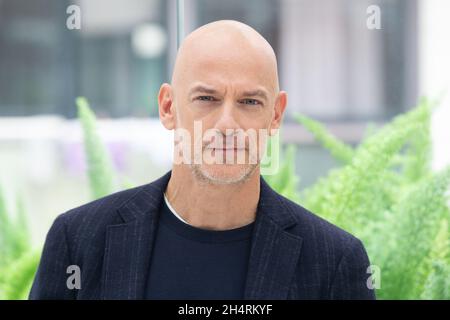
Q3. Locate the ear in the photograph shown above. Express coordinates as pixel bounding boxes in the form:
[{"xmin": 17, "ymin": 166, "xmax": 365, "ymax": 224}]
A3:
[
  {"xmin": 158, "ymin": 83, "xmax": 176, "ymax": 130},
  {"xmin": 269, "ymin": 91, "xmax": 287, "ymax": 134}
]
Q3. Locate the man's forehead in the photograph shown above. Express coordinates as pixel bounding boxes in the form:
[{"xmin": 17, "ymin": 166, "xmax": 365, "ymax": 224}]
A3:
[
  {"xmin": 172, "ymin": 20, "xmax": 279, "ymax": 92},
  {"xmin": 177, "ymin": 59, "xmax": 277, "ymax": 96},
  {"xmin": 179, "ymin": 61, "xmax": 278, "ymax": 93}
]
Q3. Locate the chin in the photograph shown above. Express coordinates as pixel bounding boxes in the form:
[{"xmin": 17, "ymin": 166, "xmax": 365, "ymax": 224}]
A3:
[{"xmin": 191, "ymin": 163, "xmax": 258, "ymax": 185}]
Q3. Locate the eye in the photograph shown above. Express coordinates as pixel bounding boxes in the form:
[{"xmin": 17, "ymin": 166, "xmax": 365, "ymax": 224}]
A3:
[
  {"xmin": 196, "ymin": 96, "xmax": 216, "ymax": 102},
  {"xmin": 240, "ymin": 98, "xmax": 261, "ymax": 105}
]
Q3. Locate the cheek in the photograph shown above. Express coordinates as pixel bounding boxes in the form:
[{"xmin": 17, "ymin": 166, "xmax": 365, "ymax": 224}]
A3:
[
  {"xmin": 245, "ymin": 110, "xmax": 273, "ymax": 130},
  {"xmin": 174, "ymin": 102, "xmax": 198, "ymax": 127}
]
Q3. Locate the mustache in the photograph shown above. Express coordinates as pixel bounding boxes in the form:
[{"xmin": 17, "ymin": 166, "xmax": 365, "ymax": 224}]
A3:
[{"xmin": 203, "ymin": 134, "xmax": 250, "ymax": 150}]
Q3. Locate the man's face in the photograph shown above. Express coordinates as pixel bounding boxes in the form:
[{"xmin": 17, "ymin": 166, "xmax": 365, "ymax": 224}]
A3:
[{"xmin": 160, "ymin": 24, "xmax": 286, "ymax": 184}]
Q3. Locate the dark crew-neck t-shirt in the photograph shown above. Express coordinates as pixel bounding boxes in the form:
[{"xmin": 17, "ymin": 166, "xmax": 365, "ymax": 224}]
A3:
[{"xmin": 145, "ymin": 198, "xmax": 255, "ymax": 299}]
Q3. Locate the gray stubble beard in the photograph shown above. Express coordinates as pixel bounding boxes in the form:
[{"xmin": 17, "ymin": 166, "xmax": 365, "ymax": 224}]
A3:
[{"xmin": 189, "ymin": 163, "xmax": 259, "ymax": 185}]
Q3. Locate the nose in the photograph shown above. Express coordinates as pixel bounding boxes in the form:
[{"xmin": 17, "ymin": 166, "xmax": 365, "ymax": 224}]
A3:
[{"xmin": 214, "ymin": 100, "xmax": 241, "ymax": 135}]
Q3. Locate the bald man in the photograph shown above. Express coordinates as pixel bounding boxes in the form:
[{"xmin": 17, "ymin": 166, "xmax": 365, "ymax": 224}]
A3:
[{"xmin": 30, "ymin": 20, "xmax": 376, "ymax": 300}]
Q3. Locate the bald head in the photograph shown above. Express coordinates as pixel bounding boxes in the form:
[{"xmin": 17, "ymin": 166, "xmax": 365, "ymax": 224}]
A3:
[
  {"xmin": 158, "ymin": 20, "xmax": 287, "ymax": 184},
  {"xmin": 171, "ymin": 20, "xmax": 280, "ymax": 93}
]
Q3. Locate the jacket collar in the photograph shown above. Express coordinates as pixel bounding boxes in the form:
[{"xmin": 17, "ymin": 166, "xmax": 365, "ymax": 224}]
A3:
[{"xmin": 102, "ymin": 170, "xmax": 303, "ymax": 299}]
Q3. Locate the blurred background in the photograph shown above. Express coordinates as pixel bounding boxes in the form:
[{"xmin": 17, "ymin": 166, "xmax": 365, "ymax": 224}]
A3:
[{"xmin": 0, "ymin": 0, "xmax": 449, "ymax": 245}]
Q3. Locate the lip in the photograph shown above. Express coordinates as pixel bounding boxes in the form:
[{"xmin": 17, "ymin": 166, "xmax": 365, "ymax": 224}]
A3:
[{"xmin": 207, "ymin": 148, "xmax": 246, "ymax": 151}]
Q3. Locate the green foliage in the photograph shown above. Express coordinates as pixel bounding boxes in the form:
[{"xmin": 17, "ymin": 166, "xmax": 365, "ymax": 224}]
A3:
[
  {"xmin": 420, "ymin": 219, "xmax": 450, "ymax": 299},
  {"xmin": 0, "ymin": 97, "xmax": 125, "ymax": 299},
  {"xmin": 265, "ymin": 97, "xmax": 449, "ymax": 299},
  {"xmin": 263, "ymin": 142, "xmax": 301, "ymax": 204},
  {"xmin": 300, "ymin": 100, "xmax": 433, "ymax": 232},
  {"xmin": 294, "ymin": 114, "xmax": 355, "ymax": 164},
  {"xmin": 76, "ymin": 97, "xmax": 120, "ymax": 199},
  {"xmin": 0, "ymin": 187, "xmax": 28, "ymax": 261},
  {"xmin": 377, "ymin": 167, "xmax": 450, "ymax": 299},
  {"xmin": 0, "ymin": 250, "xmax": 41, "ymax": 300},
  {"xmin": 0, "ymin": 187, "xmax": 39, "ymax": 300}
]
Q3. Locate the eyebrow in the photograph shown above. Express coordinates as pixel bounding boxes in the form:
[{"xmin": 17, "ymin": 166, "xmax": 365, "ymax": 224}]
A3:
[
  {"xmin": 241, "ymin": 89, "xmax": 269, "ymax": 101},
  {"xmin": 188, "ymin": 85, "xmax": 218, "ymax": 96},
  {"xmin": 188, "ymin": 85, "xmax": 269, "ymax": 101}
]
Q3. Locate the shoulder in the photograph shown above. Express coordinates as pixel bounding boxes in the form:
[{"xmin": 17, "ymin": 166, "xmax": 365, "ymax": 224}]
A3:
[
  {"xmin": 47, "ymin": 182, "xmax": 161, "ymax": 265},
  {"xmin": 57, "ymin": 172, "xmax": 171, "ymax": 231},
  {"xmin": 277, "ymin": 194, "xmax": 364, "ymax": 258},
  {"xmin": 60, "ymin": 184, "xmax": 145, "ymax": 226},
  {"xmin": 50, "ymin": 183, "xmax": 153, "ymax": 254}
]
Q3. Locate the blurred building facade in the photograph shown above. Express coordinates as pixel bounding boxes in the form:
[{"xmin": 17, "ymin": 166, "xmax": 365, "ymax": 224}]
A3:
[{"xmin": 0, "ymin": 0, "xmax": 418, "ymax": 120}]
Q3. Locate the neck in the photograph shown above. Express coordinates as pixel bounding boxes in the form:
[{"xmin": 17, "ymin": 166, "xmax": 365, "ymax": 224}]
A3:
[{"xmin": 164, "ymin": 165, "xmax": 260, "ymax": 230}]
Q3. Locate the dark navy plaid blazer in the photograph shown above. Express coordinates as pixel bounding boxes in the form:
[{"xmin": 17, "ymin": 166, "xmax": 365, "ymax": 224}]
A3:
[{"xmin": 29, "ymin": 170, "xmax": 376, "ymax": 300}]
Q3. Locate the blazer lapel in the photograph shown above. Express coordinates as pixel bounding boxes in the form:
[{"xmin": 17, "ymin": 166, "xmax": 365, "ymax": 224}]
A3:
[
  {"xmin": 101, "ymin": 172, "xmax": 171, "ymax": 299},
  {"xmin": 100, "ymin": 171, "xmax": 303, "ymax": 300},
  {"xmin": 243, "ymin": 178, "xmax": 303, "ymax": 299}
]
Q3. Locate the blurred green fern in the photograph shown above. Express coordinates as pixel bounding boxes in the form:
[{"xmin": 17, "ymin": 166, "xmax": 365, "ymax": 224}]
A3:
[
  {"xmin": 0, "ymin": 186, "xmax": 39, "ymax": 300},
  {"xmin": 263, "ymin": 137, "xmax": 301, "ymax": 204},
  {"xmin": 293, "ymin": 114, "xmax": 355, "ymax": 164},
  {"xmin": 76, "ymin": 97, "xmax": 121, "ymax": 199},
  {"xmin": 273, "ymin": 97, "xmax": 449, "ymax": 299}
]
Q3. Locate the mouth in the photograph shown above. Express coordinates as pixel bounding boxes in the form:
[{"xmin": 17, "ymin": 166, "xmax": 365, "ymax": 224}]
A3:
[{"xmin": 207, "ymin": 147, "xmax": 246, "ymax": 151}]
